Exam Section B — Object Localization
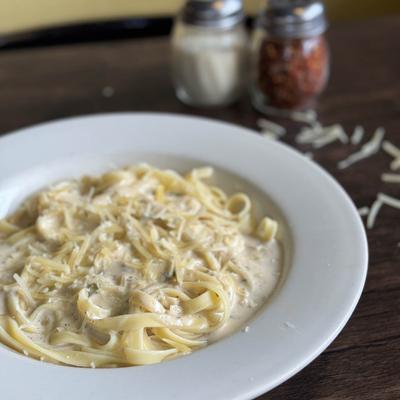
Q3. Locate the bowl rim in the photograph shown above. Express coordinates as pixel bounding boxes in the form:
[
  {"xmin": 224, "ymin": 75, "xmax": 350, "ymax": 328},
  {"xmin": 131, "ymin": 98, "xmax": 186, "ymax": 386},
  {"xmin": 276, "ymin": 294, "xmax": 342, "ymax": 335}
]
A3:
[{"xmin": 0, "ymin": 112, "xmax": 368, "ymax": 400}]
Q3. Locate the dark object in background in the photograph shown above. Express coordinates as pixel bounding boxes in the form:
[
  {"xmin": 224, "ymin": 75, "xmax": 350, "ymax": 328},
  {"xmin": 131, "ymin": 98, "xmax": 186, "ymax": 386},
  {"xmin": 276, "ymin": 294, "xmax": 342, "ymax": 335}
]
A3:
[
  {"xmin": 0, "ymin": 16, "xmax": 257, "ymax": 51},
  {"xmin": 0, "ymin": 18, "xmax": 173, "ymax": 50},
  {"xmin": 251, "ymin": 0, "xmax": 330, "ymax": 114}
]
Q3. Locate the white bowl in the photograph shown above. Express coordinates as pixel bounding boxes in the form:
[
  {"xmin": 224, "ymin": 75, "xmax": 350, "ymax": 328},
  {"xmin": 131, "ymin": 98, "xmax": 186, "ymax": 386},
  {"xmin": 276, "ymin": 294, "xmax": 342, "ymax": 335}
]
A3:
[{"xmin": 0, "ymin": 113, "xmax": 368, "ymax": 400}]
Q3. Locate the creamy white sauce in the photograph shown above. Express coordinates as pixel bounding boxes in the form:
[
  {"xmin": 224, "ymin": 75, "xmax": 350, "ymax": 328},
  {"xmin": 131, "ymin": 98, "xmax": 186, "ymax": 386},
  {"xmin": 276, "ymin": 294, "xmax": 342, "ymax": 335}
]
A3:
[
  {"xmin": 0, "ymin": 235, "xmax": 282, "ymax": 345},
  {"xmin": 209, "ymin": 238, "xmax": 281, "ymax": 342},
  {"xmin": 0, "ymin": 166, "xmax": 284, "ymax": 365}
]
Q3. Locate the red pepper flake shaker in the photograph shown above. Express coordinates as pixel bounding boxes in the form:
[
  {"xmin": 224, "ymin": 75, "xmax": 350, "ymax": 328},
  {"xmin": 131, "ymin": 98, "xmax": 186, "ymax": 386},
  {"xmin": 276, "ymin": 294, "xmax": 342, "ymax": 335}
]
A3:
[{"xmin": 251, "ymin": 0, "xmax": 329, "ymax": 114}]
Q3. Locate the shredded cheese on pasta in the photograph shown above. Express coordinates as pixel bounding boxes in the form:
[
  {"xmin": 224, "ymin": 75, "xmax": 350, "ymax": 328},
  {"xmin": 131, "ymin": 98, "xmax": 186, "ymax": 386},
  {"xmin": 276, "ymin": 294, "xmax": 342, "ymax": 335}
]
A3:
[{"xmin": 0, "ymin": 164, "xmax": 279, "ymax": 367}]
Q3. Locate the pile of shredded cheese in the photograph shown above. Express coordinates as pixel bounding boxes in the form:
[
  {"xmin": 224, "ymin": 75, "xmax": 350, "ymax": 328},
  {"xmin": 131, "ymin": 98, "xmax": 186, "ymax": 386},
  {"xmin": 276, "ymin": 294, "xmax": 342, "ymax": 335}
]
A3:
[{"xmin": 257, "ymin": 110, "xmax": 400, "ymax": 230}]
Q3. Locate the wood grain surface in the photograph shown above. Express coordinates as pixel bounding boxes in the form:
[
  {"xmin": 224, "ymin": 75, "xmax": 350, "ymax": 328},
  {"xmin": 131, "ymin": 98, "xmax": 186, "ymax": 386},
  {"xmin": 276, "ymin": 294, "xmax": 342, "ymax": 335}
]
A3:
[{"xmin": 0, "ymin": 16, "xmax": 399, "ymax": 400}]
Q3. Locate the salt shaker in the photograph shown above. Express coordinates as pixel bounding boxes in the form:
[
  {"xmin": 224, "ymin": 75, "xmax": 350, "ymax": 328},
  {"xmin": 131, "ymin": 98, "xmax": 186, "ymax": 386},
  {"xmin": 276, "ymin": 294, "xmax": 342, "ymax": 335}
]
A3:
[
  {"xmin": 251, "ymin": 0, "xmax": 329, "ymax": 114},
  {"xmin": 171, "ymin": 0, "xmax": 248, "ymax": 107}
]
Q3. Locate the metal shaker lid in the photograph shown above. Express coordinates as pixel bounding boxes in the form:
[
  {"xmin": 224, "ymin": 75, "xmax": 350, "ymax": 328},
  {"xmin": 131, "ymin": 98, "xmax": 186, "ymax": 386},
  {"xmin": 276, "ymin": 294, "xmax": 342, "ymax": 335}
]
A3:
[
  {"xmin": 181, "ymin": 0, "xmax": 244, "ymax": 28},
  {"xmin": 258, "ymin": 0, "xmax": 327, "ymax": 38}
]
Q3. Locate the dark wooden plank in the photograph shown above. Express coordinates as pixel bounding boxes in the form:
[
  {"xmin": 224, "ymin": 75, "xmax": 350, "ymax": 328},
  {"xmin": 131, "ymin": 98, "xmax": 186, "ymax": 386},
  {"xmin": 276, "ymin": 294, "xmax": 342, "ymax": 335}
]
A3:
[{"xmin": 0, "ymin": 15, "xmax": 399, "ymax": 400}]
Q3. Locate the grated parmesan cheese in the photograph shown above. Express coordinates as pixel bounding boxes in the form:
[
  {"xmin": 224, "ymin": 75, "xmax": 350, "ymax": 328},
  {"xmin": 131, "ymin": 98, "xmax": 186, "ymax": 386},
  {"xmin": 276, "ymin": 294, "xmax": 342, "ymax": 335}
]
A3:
[
  {"xmin": 296, "ymin": 125, "xmax": 323, "ymax": 144},
  {"xmin": 256, "ymin": 113, "xmax": 398, "ymax": 233},
  {"xmin": 296, "ymin": 124, "xmax": 348, "ymax": 148},
  {"xmin": 257, "ymin": 118, "xmax": 286, "ymax": 136},
  {"xmin": 13, "ymin": 273, "xmax": 35, "ymax": 305},
  {"xmin": 381, "ymin": 173, "xmax": 400, "ymax": 183},
  {"xmin": 351, "ymin": 126, "xmax": 364, "ymax": 145},
  {"xmin": 313, "ymin": 125, "xmax": 348, "ymax": 148},
  {"xmin": 381, "ymin": 141, "xmax": 400, "ymax": 170},
  {"xmin": 366, "ymin": 193, "xmax": 400, "ymax": 229},
  {"xmin": 288, "ymin": 109, "xmax": 317, "ymax": 124},
  {"xmin": 358, "ymin": 207, "xmax": 370, "ymax": 217},
  {"xmin": 382, "ymin": 140, "xmax": 400, "ymax": 158},
  {"xmin": 338, "ymin": 127, "xmax": 385, "ymax": 169},
  {"xmin": 377, "ymin": 193, "xmax": 400, "ymax": 209},
  {"xmin": 367, "ymin": 199, "xmax": 382, "ymax": 229},
  {"xmin": 261, "ymin": 131, "xmax": 280, "ymax": 140},
  {"xmin": 391, "ymin": 158, "xmax": 400, "ymax": 171},
  {"xmin": 312, "ymin": 132, "xmax": 338, "ymax": 148},
  {"xmin": 176, "ymin": 219, "xmax": 186, "ymax": 241}
]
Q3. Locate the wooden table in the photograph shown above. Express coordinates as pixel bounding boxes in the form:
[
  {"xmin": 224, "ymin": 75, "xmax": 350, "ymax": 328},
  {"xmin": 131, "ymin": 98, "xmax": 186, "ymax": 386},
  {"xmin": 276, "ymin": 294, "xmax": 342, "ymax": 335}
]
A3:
[{"xmin": 0, "ymin": 15, "xmax": 399, "ymax": 400}]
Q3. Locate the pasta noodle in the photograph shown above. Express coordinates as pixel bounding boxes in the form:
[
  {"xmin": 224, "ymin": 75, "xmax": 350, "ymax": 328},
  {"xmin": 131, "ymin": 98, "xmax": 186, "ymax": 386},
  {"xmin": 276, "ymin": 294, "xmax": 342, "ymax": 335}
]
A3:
[{"xmin": 0, "ymin": 164, "xmax": 280, "ymax": 367}]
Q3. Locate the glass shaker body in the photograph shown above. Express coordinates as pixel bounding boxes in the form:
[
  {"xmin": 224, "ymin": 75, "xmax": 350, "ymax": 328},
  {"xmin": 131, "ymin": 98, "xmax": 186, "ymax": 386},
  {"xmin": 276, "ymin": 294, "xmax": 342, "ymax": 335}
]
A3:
[
  {"xmin": 251, "ymin": 25, "xmax": 330, "ymax": 112},
  {"xmin": 171, "ymin": 19, "xmax": 248, "ymax": 107}
]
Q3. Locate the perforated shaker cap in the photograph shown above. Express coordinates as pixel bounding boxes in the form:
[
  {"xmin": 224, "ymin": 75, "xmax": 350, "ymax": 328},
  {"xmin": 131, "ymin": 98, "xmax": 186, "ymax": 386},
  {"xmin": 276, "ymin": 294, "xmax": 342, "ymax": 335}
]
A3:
[
  {"xmin": 258, "ymin": 0, "xmax": 327, "ymax": 38},
  {"xmin": 181, "ymin": 0, "xmax": 244, "ymax": 28}
]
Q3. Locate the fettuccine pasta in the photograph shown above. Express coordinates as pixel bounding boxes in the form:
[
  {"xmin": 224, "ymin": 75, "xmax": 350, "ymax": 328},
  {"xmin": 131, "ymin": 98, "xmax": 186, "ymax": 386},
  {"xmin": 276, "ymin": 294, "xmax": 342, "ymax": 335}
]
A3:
[{"xmin": 0, "ymin": 164, "xmax": 280, "ymax": 367}]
